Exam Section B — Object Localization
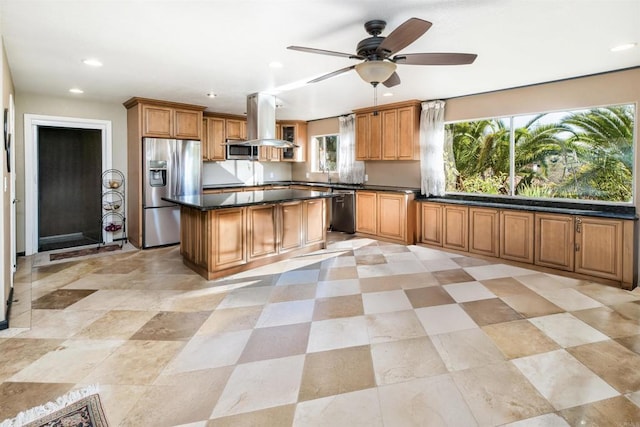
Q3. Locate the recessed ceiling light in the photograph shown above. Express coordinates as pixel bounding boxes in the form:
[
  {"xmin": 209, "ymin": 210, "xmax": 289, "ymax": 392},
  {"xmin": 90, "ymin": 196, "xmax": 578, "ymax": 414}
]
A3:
[
  {"xmin": 611, "ymin": 42, "xmax": 637, "ymax": 52},
  {"xmin": 382, "ymin": 92, "xmax": 393, "ymax": 97},
  {"xmin": 269, "ymin": 61, "xmax": 283, "ymax": 69},
  {"xmin": 82, "ymin": 58, "xmax": 103, "ymax": 67},
  {"xmin": 206, "ymin": 92, "xmax": 217, "ymax": 98},
  {"xmin": 69, "ymin": 88, "xmax": 84, "ymax": 94}
]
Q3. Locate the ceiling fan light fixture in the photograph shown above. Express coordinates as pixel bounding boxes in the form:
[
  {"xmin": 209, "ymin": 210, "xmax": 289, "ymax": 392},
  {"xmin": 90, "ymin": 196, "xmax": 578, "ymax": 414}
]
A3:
[{"xmin": 355, "ymin": 61, "xmax": 396, "ymax": 85}]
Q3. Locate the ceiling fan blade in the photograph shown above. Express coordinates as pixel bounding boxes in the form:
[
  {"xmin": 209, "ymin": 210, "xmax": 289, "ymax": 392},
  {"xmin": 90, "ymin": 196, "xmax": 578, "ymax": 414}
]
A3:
[
  {"xmin": 287, "ymin": 45, "xmax": 361, "ymax": 59},
  {"xmin": 377, "ymin": 18, "xmax": 432, "ymax": 56},
  {"xmin": 307, "ymin": 65, "xmax": 356, "ymax": 84},
  {"xmin": 394, "ymin": 52, "xmax": 477, "ymax": 65},
  {"xmin": 382, "ymin": 72, "xmax": 401, "ymax": 88}
]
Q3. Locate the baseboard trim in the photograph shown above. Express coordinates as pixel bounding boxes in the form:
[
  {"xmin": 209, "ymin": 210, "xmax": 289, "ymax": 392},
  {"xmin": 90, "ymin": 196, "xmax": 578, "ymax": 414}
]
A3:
[{"xmin": 1, "ymin": 286, "xmax": 14, "ymax": 330}]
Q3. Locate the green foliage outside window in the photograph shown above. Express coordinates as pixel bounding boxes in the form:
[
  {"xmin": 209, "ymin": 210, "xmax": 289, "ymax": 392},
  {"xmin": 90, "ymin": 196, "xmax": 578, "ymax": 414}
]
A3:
[{"xmin": 445, "ymin": 104, "xmax": 635, "ymax": 203}]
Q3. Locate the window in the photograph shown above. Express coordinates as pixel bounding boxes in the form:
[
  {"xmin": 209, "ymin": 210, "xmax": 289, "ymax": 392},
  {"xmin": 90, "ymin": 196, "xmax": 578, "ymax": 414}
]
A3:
[
  {"xmin": 311, "ymin": 134, "xmax": 339, "ymax": 173},
  {"xmin": 445, "ymin": 103, "xmax": 635, "ymax": 203}
]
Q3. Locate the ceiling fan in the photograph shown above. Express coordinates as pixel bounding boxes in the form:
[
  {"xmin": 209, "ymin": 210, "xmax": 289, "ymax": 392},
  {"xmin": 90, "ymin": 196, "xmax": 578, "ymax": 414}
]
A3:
[{"xmin": 288, "ymin": 17, "xmax": 477, "ymax": 88}]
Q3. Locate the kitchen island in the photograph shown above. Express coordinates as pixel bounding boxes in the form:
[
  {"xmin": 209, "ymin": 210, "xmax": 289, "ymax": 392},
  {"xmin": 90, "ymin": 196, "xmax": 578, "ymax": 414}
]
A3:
[{"xmin": 163, "ymin": 189, "xmax": 335, "ymax": 280}]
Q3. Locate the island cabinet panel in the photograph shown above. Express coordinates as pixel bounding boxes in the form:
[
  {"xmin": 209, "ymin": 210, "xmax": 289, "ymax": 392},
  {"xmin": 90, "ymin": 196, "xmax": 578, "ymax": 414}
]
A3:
[
  {"xmin": 356, "ymin": 191, "xmax": 377, "ymax": 235},
  {"xmin": 304, "ymin": 199, "xmax": 326, "ymax": 244},
  {"xmin": 500, "ymin": 210, "xmax": 534, "ymax": 264},
  {"xmin": 247, "ymin": 205, "xmax": 277, "ymax": 260},
  {"xmin": 378, "ymin": 192, "xmax": 407, "ymax": 242},
  {"xmin": 535, "ymin": 213, "xmax": 574, "ymax": 271},
  {"xmin": 180, "ymin": 207, "xmax": 209, "ymax": 269},
  {"xmin": 280, "ymin": 201, "xmax": 303, "ymax": 251},
  {"xmin": 469, "ymin": 207, "xmax": 499, "ymax": 257},
  {"xmin": 211, "ymin": 208, "xmax": 246, "ymax": 269},
  {"xmin": 575, "ymin": 217, "xmax": 623, "ymax": 280},
  {"xmin": 443, "ymin": 205, "xmax": 468, "ymax": 251},
  {"xmin": 420, "ymin": 203, "xmax": 442, "ymax": 246}
]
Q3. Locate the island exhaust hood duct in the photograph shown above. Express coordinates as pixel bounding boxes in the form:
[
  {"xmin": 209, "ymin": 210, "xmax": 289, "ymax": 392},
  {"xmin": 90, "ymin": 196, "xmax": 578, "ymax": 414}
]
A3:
[{"xmin": 226, "ymin": 93, "xmax": 297, "ymax": 148}]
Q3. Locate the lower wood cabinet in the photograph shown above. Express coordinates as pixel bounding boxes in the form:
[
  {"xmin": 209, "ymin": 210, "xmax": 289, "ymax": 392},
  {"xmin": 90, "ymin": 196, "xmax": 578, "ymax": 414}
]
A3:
[
  {"xmin": 443, "ymin": 205, "xmax": 468, "ymax": 251},
  {"xmin": 304, "ymin": 199, "xmax": 326, "ymax": 244},
  {"xmin": 574, "ymin": 216, "xmax": 624, "ymax": 281},
  {"xmin": 420, "ymin": 202, "xmax": 443, "ymax": 246},
  {"xmin": 534, "ymin": 213, "xmax": 575, "ymax": 271},
  {"xmin": 356, "ymin": 190, "xmax": 415, "ymax": 244},
  {"xmin": 247, "ymin": 205, "xmax": 277, "ymax": 260},
  {"xmin": 500, "ymin": 210, "xmax": 534, "ymax": 264},
  {"xmin": 469, "ymin": 207, "xmax": 499, "ymax": 257},
  {"xmin": 417, "ymin": 201, "xmax": 635, "ymax": 289}
]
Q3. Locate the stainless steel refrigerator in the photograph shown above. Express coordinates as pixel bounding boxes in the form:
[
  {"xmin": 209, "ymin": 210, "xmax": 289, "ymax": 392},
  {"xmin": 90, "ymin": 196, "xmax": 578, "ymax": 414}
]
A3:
[{"xmin": 143, "ymin": 137, "xmax": 201, "ymax": 248}]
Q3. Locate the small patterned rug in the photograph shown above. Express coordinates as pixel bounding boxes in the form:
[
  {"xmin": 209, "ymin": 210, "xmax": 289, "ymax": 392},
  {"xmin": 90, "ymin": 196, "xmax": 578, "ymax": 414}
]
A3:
[{"xmin": 0, "ymin": 386, "xmax": 108, "ymax": 427}]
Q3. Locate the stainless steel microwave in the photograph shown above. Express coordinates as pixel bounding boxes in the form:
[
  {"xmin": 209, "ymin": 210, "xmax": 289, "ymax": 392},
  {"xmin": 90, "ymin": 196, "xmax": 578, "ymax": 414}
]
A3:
[{"xmin": 226, "ymin": 141, "xmax": 258, "ymax": 160}]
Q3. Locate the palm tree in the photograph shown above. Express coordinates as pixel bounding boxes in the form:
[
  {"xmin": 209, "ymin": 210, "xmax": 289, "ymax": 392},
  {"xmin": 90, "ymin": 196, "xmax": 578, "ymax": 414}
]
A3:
[{"xmin": 558, "ymin": 105, "xmax": 634, "ymax": 202}]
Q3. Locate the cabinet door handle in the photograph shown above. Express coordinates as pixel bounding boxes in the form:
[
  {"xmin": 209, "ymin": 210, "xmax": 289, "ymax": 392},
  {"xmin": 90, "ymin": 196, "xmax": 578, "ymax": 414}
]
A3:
[
  {"xmin": 575, "ymin": 243, "xmax": 581, "ymax": 252},
  {"xmin": 575, "ymin": 217, "xmax": 582, "ymax": 233}
]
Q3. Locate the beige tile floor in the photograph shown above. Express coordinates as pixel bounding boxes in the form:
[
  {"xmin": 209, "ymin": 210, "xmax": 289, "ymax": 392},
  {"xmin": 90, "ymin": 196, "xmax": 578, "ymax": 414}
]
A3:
[{"xmin": 2, "ymin": 234, "xmax": 640, "ymax": 426}]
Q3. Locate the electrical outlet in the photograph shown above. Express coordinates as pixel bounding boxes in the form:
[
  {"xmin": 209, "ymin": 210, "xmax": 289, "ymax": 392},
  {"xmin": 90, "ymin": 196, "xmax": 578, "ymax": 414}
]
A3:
[
  {"xmin": 364, "ymin": 174, "xmax": 368, "ymax": 182},
  {"xmin": 269, "ymin": 172, "xmax": 274, "ymax": 179}
]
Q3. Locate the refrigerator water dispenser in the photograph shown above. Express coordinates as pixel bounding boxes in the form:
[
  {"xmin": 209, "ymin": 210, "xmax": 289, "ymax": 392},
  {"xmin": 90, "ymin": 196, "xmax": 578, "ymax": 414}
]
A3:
[{"xmin": 148, "ymin": 160, "xmax": 167, "ymax": 187}]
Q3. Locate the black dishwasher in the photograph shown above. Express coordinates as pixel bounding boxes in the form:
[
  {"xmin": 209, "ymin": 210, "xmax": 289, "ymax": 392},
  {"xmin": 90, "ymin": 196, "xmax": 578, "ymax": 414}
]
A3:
[{"xmin": 331, "ymin": 190, "xmax": 355, "ymax": 233}]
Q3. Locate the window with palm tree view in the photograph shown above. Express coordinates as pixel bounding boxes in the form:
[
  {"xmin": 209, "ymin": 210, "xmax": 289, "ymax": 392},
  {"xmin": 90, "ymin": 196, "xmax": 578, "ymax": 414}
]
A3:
[{"xmin": 445, "ymin": 104, "xmax": 635, "ymax": 203}]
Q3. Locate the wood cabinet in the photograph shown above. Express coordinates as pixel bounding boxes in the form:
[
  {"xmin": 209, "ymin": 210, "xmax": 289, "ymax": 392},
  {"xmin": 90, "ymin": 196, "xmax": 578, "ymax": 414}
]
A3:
[
  {"xmin": 202, "ymin": 117, "xmax": 225, "ymax": 161},
  {"xmin": 123, "ymin": 97, "xmax": 206, "ymax": 248},
  {"xmin": 280, "ymin": 201, "xmax": 303, "ymax": 251},
  {"xmin": 354, "ymin": 100, "xmax": 420, "ymax": 161},
  {"xmin": 574, "ymin": 216, "xmax": 623, "ymax": 281},
  {"xmin": 535, "ymin": 213, "xmax": 575, "ymax": 271},
  {"xmin": 140, "ymin": 104, "xmax": 202, "ymax": 140},
  {"xmin": 247, "ymin": 205, "xmax": 277, "ymax": 260},
  {"xmin": 279, "ymin": 121, "xmax": 307, "ymax": 163},
  {"xmin": 355, "ymin": 191, "xmax": 377, "ymax": 235},
  {"xmin": 469, "ymin": 207, "xmax": 499, "ymax": 257},
  {"xmin": 304, "ymin": 199, "xmax": 326, "ymax": 244},
  {"xmin": 500, "ymin": 210, "xmax": 534, "ymax": 264},
  {"xmin": 378, "ymin": 192, "xmax": 407, "ymax": 242},
  {"xmin": 226, "ymin": 119, "xmax": 246, "ymax": 140},
  {"xmin": 356, "ymin": 112, "xmax": 381, "ymax": 160},
  {"xmin": 419, "ymin": 202, "xmax": 443, "ymax": 246},
  {"xmin": 443, "ymin": 205, "xmax": 468, "ymax": 251},
  {"xmin": 211, "ymin": 208, "xmax": 246, "ymax": 269},
  {"xmin": 356, "ymin": 190, "xmax": 415, "ymax": 244}
]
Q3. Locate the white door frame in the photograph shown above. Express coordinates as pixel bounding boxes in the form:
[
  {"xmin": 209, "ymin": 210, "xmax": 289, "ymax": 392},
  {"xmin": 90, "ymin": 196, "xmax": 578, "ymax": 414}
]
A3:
[{"xmin": 24, "ymin": 114, "xmax": 112, "ymax": 255}]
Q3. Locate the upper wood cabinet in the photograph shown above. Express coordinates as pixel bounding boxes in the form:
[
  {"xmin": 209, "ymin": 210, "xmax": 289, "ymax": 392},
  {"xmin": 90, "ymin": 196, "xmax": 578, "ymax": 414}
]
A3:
[
  {"xmin": 202, "ymin": 117, "xmax": 225, "ymax": 161},
  {"xmin": 354, "ymin": 100, "xmax": 420, "ymax": 161},
  {"xmin": 133, "ymin": 101, "xmax": 203, "ymax": 140},
  {"xmin": 356, "ymin": 112, "xmax": 382, "ymax": 160},
  {"xmin": 226, "ymin": 119, "xmax": 246, "ymax": 140},
  {"xmin": 279, "ymin": 121, "xmax": 307, "ymax": 163}
]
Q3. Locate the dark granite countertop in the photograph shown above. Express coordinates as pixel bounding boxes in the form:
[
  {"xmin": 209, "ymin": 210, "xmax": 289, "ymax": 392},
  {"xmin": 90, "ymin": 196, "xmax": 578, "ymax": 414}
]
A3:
[
  {"xmin": 202, "ymin": 181, "xmax": 420, "ymax": 194},
  {"xmin": 163, "ymin": 189, "xmax": 336, "ymax": 211},
  {"xmin": 417, "ymin": 194, "xmax": 637, "ymax": 220}
]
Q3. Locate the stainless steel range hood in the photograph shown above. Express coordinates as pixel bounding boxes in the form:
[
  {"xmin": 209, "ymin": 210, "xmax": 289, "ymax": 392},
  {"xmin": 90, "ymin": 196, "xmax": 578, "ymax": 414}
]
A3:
[{"xmin": 226, "ymin": 93, "xmax": 297, "ymax": 148}]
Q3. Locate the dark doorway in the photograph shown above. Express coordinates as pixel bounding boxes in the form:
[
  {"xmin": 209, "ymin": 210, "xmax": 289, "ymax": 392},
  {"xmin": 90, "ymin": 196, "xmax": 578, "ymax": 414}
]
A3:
[{"xmin": 38, "ymin": 126, "xmax": 102, "ymax": 251}]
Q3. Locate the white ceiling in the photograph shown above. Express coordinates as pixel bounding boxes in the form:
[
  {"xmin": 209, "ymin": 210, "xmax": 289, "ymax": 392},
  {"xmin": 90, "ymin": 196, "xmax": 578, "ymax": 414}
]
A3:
[{"xmin": 1, "ymin": 0, "xmax": 639, "ymax": 121}]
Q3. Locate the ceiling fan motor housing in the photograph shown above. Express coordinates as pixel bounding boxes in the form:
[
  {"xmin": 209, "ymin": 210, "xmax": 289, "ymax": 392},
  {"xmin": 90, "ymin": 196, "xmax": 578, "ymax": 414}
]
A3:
[{"xmin": 357, "ymin": 20, "xmax": 389, "ymax": 60}]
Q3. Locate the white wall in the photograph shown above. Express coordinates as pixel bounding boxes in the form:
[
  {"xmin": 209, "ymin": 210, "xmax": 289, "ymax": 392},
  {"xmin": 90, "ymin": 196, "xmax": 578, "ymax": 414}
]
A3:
[
  {"xmin": 203, "ymin": 160, "xmax": 291, "ymax": 185},
  {"xmin": 14, "ymin": 93, "xmax": 127, "ymax": 253}
]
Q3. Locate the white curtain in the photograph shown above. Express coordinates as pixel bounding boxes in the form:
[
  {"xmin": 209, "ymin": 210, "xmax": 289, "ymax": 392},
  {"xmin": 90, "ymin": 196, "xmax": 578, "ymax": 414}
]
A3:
[
  {"xmin": 338, "ymin": 114, "xmax": 365, "ymax": 184},
  {"xmin": 419, "ymin": 100, "xmax": 446, "ymax": 196}
]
